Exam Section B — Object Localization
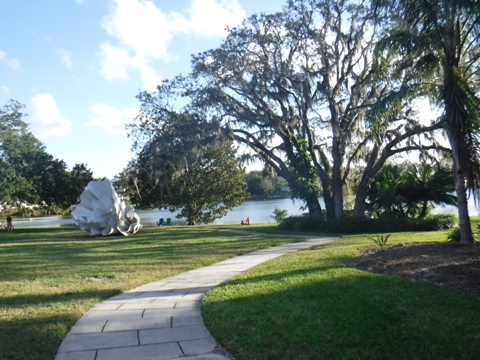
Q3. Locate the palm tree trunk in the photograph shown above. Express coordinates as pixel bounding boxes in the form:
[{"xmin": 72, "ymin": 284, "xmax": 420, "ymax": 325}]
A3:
[
  {"xmin": 453, "ymin": 166, "xmax": 474, "ymax": 244},
  {"xmin": 420, "ymin": 200, "xmax": 428, "ymax": 218},
  {"xmin": 443, "ymin": 55, "xmax": 475, "ymax": 244}
]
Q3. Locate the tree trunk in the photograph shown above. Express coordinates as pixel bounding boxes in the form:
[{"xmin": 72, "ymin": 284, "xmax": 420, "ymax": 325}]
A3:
[
  {"xmin": 305, "ymin": 192, "xmax": 323, "ymax": 220},
  {"xmin": 333, "ymin": 179, "xmax": 344, "ymax": 220},
  {"xmin": 353, "ymin": 183, "xmax": 368, "ymax": 218},
  {"xmin": 321, "ymin": 179, "xmax": 335, "ymax": 220},
  {"xmin": 419, "ymin": 200, "xmax": 428, "ymax": 218},
  {"xmin": 353, "ymin": 144, "xmax": 380, "ymax": 218},
  {"xmin": 442, "ymin": 49, "xmax": 475, "ymax": 243},
  {"xmin": 454, "ymin": 168, "xmax": 474, "ymax": 244}
]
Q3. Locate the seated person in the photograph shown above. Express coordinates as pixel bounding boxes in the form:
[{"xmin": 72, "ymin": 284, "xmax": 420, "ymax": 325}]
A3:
[{"xmin": 241, "ymin": 216, "xmax": 250, "ymax": 225}]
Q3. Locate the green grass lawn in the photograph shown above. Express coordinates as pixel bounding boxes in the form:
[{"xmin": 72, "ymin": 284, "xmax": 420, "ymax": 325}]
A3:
[
  {"xmin": 202, "ymin": 229, "xmax": 480, "ymax": 360},
  {"xmin": 0, "ymin": 224, "xmax": 300, "ymax": 360},
  {"xmin": 3, "ymin": 222, "xmax": 480, "ymax": 360}
]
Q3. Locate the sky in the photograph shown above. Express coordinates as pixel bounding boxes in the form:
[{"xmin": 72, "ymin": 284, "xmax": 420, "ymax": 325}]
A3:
[{"xmin": 0, "ymin": 0, "xmax": 285, "ymax": 179}]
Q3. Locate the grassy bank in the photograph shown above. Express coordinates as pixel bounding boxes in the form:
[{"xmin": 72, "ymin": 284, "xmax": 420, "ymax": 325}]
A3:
[
  {"xmin": 202, "ymin": 229, "xmax": 480, "ymax": 359},
  {"xmin": 0, "ymin": 224, "xmax": 300, "ymax": 360}
]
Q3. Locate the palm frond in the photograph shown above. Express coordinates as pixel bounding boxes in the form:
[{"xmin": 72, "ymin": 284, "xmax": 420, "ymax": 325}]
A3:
[
  {"xmin": 366, "ymin": 83, "xmax": 422, "ymax": 138},
  {"xmin": 444, "ymin": 66, "xmax": 480, "ymax": 202}
]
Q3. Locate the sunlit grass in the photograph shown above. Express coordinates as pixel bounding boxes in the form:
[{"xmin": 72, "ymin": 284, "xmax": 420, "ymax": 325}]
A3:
[
  {"xmin": 0, "ymin": 225, "xmax": 301, "ymax": 360},
  {"xmin": 3, "ymin": 218, "xmax": 480, "ymax": 360},
  {"xmin": 203, "ymin": 228, "xmax": 480, "ymax": 360}
]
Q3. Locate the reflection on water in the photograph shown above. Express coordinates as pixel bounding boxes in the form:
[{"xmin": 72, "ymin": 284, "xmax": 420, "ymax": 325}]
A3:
[{"xmin": 10, "ymin": 196, "xmax": 480, "ymax": 228}]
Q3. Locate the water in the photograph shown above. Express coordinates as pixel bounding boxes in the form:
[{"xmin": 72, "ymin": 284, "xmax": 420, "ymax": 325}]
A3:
[
  {"xmin": 137, "ymin": 198, "xmax": 314, "ymax": 225},
  {"xmin": 9, "ymin": 197, "xmax": 480, "ymax": 228}
]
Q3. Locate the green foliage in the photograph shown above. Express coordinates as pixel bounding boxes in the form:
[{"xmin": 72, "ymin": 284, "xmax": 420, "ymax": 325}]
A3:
[
  {"xmin": 0, "ymin": 101, "xmax": 93, "ymax": 214},
  {"xmin": 245, "ymin": 170, "xmax": 288, "ymax": 199},
  {"xmin": 366, "ymin": 163, "xmax": 456, "ymax": 218},
  {"xmin": 289, "ymin": 135, "xmax": 320, "ymax": 200},
  {"xmin": 448, "ymin": 225, "xmax": 480, "ymax": 243},
  {"xmin": 279, "ymin": 214, "xmax": 457, "ymax": 234},
  {"xmin": 167, "ymin": 144, "xmax": 248, "ymax": 225},
  {"xmin": 373, "ymin": 0, "xmax": 480, "ymax": 242},
  {"xmin": 271, "ymin": 207, "xmax": 288, "ymax": 223},
  {"xmin": 121, "ymin": 140, "xmax": 248, "ymax": 225},
  {"xmin": 245, "ymin": 171, "xmax": 264, "ymax": 197},
  {"xmin": 369, "ymin": 234, "xmax": 391, "ymax": 249},
  {"xmin": 447, "ymin": 227, "xmax": 462, "ymax": 243}
]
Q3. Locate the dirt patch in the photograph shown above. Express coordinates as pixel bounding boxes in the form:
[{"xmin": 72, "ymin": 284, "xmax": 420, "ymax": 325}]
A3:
[{"xmin": 348, "ymin": 242, "xmax": 480, "ymax": 300}]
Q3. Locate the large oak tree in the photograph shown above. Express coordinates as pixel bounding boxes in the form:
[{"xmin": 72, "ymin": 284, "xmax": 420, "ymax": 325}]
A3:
[{"xmin": 133, "ymin": 0, "xmax": 444, "ymax": 220}]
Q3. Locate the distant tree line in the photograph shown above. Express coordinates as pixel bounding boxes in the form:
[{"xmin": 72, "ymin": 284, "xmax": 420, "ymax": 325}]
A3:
[
  {"xmin": 0, "ymin": 100, "xmax": 94, "ymax": 216},
  {"xmin": 244, "ymin": 169, "xmax": 289, "ymax": 199}
]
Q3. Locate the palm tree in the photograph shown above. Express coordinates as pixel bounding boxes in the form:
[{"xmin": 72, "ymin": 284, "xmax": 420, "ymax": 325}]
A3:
[
  {"xmin": 373, "ymin": 0, "xmax": 480, "ymax": 243},
  {"xmin": 366, "ymin": 163, "xmax": 457, "ymax": 218},
  {"xmin": 402, "ymin": 165, "xmax": 457, "ymax": 218},
  {"xmin": 366, "ymin": 164, "xmax": 410, "ymax": 217}
]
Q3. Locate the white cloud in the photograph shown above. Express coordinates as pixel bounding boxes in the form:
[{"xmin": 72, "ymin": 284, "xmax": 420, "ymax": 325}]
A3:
[
  {"xmin": 1, "ymin": 86, "xmax": 10, "ymax": 94},
  {"xmin": 60, "ymin": 50, "xmax": 73, "ymax": 69},
  {"xmin": 0, "ymin": 50, "xmax": 21, "ymax": 70},
  {"xmin": 75, "ymin": 0, "xmax": 85, "ymax": 4},
  {"xmin": 88, "ymin": 103, "xmax": 138, "ymax": 135},
  {"xmin": 98, "ymin": 42, "xmax": 132, "ymax": 81},
  {"xmin": 102, "ymin": 0, "xmax": 188, "ymax": 59},
  {"xmin": 29, "ymin": 93, "xmax": 72, "ymax": 139},
  {"xmin": 139, "ymin": 65, "xmax": 161, "ymax": 92},
  {"xmin": 98, "ymin": 0, "xmax": 246, "ymax": 89},
  {"xmin": 187, "ymin": 0, "xmax": 245, "ymax": 38}
]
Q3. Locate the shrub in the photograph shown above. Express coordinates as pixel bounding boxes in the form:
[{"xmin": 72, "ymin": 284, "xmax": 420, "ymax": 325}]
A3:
[
  {"xmin": 279, "ymin": 214, "xmax": 457, "ymax": 234},
  {"xmin": 447, "ymin": 227, "xmax": 461, "ymax": 243},
  {"xmin": 447, "ymin": 224, "xmax": 480, "ymax": 243},
  {"xmin": 271, "ymin": 207, "xmax": 289, "ymax": 223}
]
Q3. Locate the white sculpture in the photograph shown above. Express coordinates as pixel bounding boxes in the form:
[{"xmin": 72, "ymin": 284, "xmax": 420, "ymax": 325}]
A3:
[{"xmin": 72, "ymin": 179, "xmax": 142, "ymax": 236}]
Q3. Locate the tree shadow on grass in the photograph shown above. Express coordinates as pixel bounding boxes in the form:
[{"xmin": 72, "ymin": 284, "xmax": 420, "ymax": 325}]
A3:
[
  {"xmin": 0, "ymin": 289, "xmax": 121, "ymax": 360},
  {"xmin": 0, "ymin": 288, "xmax": 121, "ymax": 308},
  {"xmin": 202, "ymin": 267, "xmax": 480, "ymax": 360},
  {"xmin": 0, "ymin": 315, "xmax": 72, "ymax": 360}
]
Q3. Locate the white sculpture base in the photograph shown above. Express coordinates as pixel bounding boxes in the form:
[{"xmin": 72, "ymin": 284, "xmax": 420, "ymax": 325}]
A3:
[{"xmin": 72, "ymin": 179, "xmax": 142, "ymax": 236}]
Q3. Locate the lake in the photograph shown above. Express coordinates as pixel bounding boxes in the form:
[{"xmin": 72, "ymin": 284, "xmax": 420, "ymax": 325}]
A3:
[
  {"xmin": 137, "ymin": 197, "xmax": 317, "ymax": 225},
  {"xmin": 9, "ymin": 197, "xmax": 479, "ymax": 228}
]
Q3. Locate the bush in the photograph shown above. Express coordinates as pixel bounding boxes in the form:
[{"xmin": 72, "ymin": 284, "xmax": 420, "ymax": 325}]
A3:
[
  {"xmin": 279, "ymin": 214, "xmax": 457, "ymax": 234},
  {"xmin": 446, "ymin": 227, "xmax": 461, "ymax": 243},
  {"xmin": 447, "ymin": 224, "xmax": 480, "ymax": 243},
  {"xmin": 271, "ymin": 207, "xmax": 289, "ymax": 223}
]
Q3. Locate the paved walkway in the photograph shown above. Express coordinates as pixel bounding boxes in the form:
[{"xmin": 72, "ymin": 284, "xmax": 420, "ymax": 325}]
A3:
[{"xmin": 55, "ymin": 233, "xmax": 337, "ymax": 360}]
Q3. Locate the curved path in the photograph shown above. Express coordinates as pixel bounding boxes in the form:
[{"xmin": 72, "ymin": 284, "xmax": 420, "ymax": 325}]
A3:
[{"xmin": 55, "ymin": 232, "xmax": 338, "ymax": 360}]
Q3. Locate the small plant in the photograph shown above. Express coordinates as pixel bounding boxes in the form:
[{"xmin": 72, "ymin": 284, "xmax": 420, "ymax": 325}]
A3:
[
  {"xmin": 447, "ymin": 227, "xmax": 461, "ymax": 243},
  {"xmin": 369, "ymin": 234, "xmax": 391, "ymax": 249},
  {"xmin": 448, "ymin": 226, "xmax": 479, "ymax": 243},
  {"xmin": 271, "ymin": 207, "xmax": 288, "ymax": 223}
]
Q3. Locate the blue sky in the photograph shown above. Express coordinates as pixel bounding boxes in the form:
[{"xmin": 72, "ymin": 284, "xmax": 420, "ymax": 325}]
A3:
[{"xmin": 0, "ymin": 0, "xmax": 285, "ymax": 179}]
